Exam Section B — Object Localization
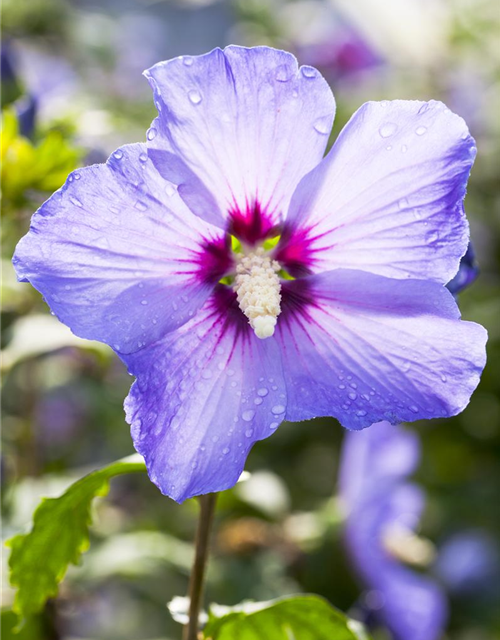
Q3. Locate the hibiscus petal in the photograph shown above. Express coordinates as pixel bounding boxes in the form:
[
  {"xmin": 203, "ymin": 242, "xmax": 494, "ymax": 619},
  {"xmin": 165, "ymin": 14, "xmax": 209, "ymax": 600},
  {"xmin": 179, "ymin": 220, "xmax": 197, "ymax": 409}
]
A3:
[
  {"xmin": 13, "ymin": 144, "xmax": 226, "ymax": 354},
  {"xmin": 145, "ymin": 45, "xmax": 335, "ymax": 233},
  {"xmin": 279, "ymin": 100, "xmax": 475, "ymax": 282},
  {"xmin": 123, "ymin": 287, "xmax": 287, "ymax": 502},
  {"xmin": 277, "ymin": 269, "xmax": 487, "ymax": 429}
]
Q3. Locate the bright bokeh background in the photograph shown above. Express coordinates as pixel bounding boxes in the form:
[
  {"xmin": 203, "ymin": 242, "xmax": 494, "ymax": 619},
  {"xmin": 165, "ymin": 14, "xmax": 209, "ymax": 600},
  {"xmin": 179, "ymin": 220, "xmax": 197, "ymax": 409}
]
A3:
[{"xmin": 2, "ymin": 1, "xmax": 500, "ymax": 639}]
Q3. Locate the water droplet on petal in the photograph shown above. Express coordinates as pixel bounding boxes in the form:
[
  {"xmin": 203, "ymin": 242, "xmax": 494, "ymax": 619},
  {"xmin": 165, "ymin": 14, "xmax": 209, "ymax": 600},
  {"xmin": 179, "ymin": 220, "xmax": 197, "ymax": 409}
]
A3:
[
  {"xmin": 441, "ymin": 374, "xmax": 447, "ymax": 383},
  {"xmin": 242, "ymin": 410, "xmax": 255, "ymax": 422},
  {"xmin": 415, "ymin": 126, "xmax": 427, "ymax": 136},
  {"xmin": 147, "ymin": 127, "xmax": 157, "ymax": 140},
  {"xmin": 139, "ymin": 153, "xmax": 148, "ymax": 163},
  {"xmin": 188, "ymin": 89, "xmax": 202, "ymax": 105},
  {"xmin": 69, "ymin": 196, "xmax": 83, "ymax": 208},
  {"xmin": 356, "ymin": 410, "xmax": 367, "ymax": 417},
  {"xmin": 141, "ymin": 299, "xmax": 148, "ymax": 305},
  {"xmin": 348, "ymin": 392, "xmax": 357, "ymax": 401},
  {"xmin": 245, "ymin": 429, "xmax": 253, "ymax": 437},
  {"xmin": 401, "ymin": 144, "xmax": 408, "ymax": 153},
  {"xmin": 275, "ymin": 65, "xmax": 290, "ymax": 82},
  {"xmin": 257, "ymin": 387, "xmax": 268, "ymax": 397},
  {"xmin": 113, "ymin": 150, "xmax": 123, "ymax": 160},
  {"xmin": 379, "ymin": 123, "xmax": 397, "ymax": 138},
  {"xmin": 135, "ymin": 201, "xmax": 148, "ymax": 211},
  {"xmin": 254, "ymin": 397, "xmax": 263, "ymax": 405},
  {"xmin": 398, "ymin": 198, "xmax": 409, "ymax": 210},
  {"xmin": 165, "ymin": 182, "xmax": 177, "ymax": 197},
  {"xmin": 269, "ymin": 422, "xmax": 279, "ymax": 430},
  {"xmin": 74, "ymin": 172, "xmax": 81, "ymax": 180},
  {"xmin": 271, "ymin": 405, "xmax": 285, "ymax": 415},
  {"xmin": 183, "ymin": 56, "xmax": 194, "ymax": 66},
  {"xmin": 222, "ymin": 447, "xmax": 230, "ymax": 455},
  {"xmin": 301, "ymin": 66, "xmax": 317, "ymax": 79},
  {"xmin": 313, "ymin": 116, "xmax": 330, "ymax": 135},
  {"xmin": 409, "ymin": 404, "xmax": 419, "ymax": 413}
]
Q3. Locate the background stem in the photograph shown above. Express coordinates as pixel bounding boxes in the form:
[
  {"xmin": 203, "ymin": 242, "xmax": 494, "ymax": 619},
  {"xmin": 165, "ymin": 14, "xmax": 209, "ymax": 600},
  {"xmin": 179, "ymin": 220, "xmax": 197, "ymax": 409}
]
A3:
[{"xmin": 183, "ymin": 493, "xmax": 218, "ymax": 640}]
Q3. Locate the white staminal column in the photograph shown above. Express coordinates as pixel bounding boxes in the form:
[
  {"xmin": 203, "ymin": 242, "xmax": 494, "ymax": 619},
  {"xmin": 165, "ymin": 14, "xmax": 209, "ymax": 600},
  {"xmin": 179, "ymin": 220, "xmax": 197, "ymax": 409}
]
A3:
[{"xmin": 233, "ymin": 247, "xmax": 282, "ymax": 339}]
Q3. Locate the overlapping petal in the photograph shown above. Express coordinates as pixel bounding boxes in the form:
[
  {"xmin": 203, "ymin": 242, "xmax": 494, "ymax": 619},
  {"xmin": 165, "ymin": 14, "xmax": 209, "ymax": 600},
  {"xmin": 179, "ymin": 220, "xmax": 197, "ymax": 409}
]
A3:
[
  {"xmin": 277, "ymin": 269, "xmax": 487, "ymax": 430},
  {"xmin": 278, "ymin": 100, "xmax": 475, "ymax": 282},
  {"xmin": 340, "ymin": 422, "xmax": 447, "ymax": 640},
  {"xmin": 145, "ymin": 46, "xmax": 335, "ymax": 234},
  {"xmin": 123, "ymin": 288, "xmax": 287, "ymax": 502},
  {"xmin": 13, "ymin": 143, "xmax": 226, "ymax": 354}
]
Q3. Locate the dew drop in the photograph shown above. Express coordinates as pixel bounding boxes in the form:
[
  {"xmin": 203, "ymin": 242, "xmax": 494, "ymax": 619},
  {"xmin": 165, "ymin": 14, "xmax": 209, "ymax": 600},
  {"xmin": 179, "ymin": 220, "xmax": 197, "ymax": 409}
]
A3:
[
  {"xmin": 257, "ymin": 387, "xmax": 268, "ymax": 397},
  {"xmin": 356, "ymin": 410, "xmax": 367, "ymax": 417},
  {"xmin": 69, "ymin": 196, "xmax": 83, "ymax": 208},
  {"xmin": 74, "ymin": 172, "xmax": 81, "ymax": 180},
  {"xmin": 401, "ymin": 144, "xmax": 408, "ymax": 153},
  {"xmin": 242, "ymin": 410, "xmax": 255, "ymax": 422},
  {"xmin": 269, "ymin": 422, "xmax": 279, "ymax": 430},
  {"xmin": 113, "ymin": 150, "xmax": 123, "ymax": 160},
  {"xmin": 398, "ymin": 198, "xmax": 409, "ymax": 210},
  {"xmin": 415, "ymin": 126, "xmax": 427, "ymax": 136},
  {"xmin": 441, "ymin": 374, "xmax": 447, "ymax": 383},
  {"xmin": 188, "ymin": 89, "xmax": 202, "ymax": 105},
  {"xmin": 212, "ymin": 435, "xmax": 219, "ymax": 443},
  {"xmin": 339, "ymin": 384, "xmax": 346, "ymax": 390},
  {"xmin": 271, "ymin": 405, "xmax": 285, "ymax": 415},
  {"xmin": 348, "ymin": 392, "xmax": 357, "ymax": 401},
  {"xmin": 135, "ymin": 201, "xmax": 148, "ymax": 211},
  {"xmin": 292, "ymin": 89, "xmax": 299, "ymax": 98},
  {"xmin": 301, "ymin": 66, "xmax": 317, "ymax": 79},
  {"xmin": 379, "ymin": 123, "xmax": 397, "ymax": 138},
  {"xmin": 202, "ymin": 370, "xmax": 212, "ymax": 380},
  {"xmin": 141, "ymin": 299, "xmax": 148, "ymax": 305},
  {"xmin": 147, "ymin": 127, "xmax": 157, "ymax": 140},
  {"xmin": 183, "ymin": 56, "xmax": 194, "ymax": 66},
  {"xmin": 245, "ymin": 429, "xmax": 253, "ymax": 438},
  {"xmin": 222, "ymin": 447, "xmax": 230, "ymax": 455},
  {"xmin": 409, "ymin": 405, "xmax": 419, "ymax": 413},
  {"xmin": 313, "ymin": 117, "xmax": 330, "ymax": 135},
  {"xmin": 139, "ymin": 153, "xmax": 148, "ymax": 163},
  {"xmin": 165, "ymin": 182, "xmax": 177, "ymax": 197},
  {"xmin": 275, "ymin": 65, "xmax": 290, "ymax": 82},
  {"xmin": 254, "ymin": 397, "xmax": 263, "ymax": 405}
]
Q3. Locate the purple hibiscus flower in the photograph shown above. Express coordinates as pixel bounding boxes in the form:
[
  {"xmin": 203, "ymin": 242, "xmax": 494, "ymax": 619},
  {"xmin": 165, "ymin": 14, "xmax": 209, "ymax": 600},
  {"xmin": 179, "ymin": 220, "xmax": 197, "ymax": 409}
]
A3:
[
  {"xmin": 339, "ymin": 421, "xmax": 448, "ymax": 640},
  {"xmin": 13, "ymin": 46, "xmax": 487, "ymax": 501}
]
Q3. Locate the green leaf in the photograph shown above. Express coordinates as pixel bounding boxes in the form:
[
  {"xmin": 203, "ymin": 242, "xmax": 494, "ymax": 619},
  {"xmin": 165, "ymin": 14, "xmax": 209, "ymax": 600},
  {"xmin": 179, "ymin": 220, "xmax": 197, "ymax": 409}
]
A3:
[
  {"xmin": 0, "ymin": 610, "xmax": 44, "ymax": 640},
  {"xmin": 203, "ymin": 594, "xmax": 370, "ymax": 640},
  {"xmin": 6, "ymin": 454, "xmax": 146, "ymax": 622}
]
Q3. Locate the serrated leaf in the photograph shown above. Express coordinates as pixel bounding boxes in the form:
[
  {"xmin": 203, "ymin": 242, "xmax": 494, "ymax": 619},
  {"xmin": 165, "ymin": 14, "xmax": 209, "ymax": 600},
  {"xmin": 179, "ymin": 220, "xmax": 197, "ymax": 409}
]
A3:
[
  {"xmin": 203, "ymin": 594, "xmax": 370, "ymax": 640},
  {"xmin": 6, "ymin": 454, "xmax": 146, "ymax": 622}
]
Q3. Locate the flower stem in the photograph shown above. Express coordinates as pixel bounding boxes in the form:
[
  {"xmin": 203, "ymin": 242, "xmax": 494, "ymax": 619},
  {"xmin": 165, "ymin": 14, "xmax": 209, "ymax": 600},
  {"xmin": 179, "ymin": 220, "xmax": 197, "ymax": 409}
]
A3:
[{"xmin": 183, "ymin": 493, "xmax": 218, "ymax": 640}]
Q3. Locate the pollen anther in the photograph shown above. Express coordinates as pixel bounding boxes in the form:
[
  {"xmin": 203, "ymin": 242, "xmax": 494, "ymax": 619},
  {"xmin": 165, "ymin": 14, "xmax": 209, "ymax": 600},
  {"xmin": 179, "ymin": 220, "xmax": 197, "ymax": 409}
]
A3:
[{"xmin": 233, "ymin": 247, "xmax": 281, "ymax": 339}]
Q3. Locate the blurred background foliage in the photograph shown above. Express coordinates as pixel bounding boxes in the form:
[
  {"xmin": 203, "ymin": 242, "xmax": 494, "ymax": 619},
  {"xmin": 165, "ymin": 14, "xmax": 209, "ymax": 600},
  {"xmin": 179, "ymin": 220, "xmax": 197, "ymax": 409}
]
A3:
[{"xmin": 1, "ymin": 1, "xmax": 499, "ymax": 639}]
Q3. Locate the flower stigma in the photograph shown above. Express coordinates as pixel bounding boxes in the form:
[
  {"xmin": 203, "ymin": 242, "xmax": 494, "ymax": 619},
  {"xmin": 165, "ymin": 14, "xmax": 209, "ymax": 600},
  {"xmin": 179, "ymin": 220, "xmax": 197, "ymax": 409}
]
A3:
[{"xmin": 233, "ymin": 246, "xmax": 282, "ymax": 339}]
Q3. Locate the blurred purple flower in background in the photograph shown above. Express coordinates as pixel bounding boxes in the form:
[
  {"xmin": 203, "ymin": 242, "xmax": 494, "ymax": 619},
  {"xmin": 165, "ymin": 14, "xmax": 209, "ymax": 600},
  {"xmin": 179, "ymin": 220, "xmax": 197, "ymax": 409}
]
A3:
[
  {"xmin": 297, "ymin": 27, "xmax": 382, "ymax": 82},
  {"xmin": 446, "ymin": 243, "xmax": 479, "ymax": 296},
  {"xmin": 436, "ymin": 530, "xmax": 500, "ymax": 597},
  {"xmin": 339, "ymin": 421, "xmax": 448, "ymax": 640},
  {"xmin": 14, "ymin": 46, "xmax": 487, "ymax": 501}
]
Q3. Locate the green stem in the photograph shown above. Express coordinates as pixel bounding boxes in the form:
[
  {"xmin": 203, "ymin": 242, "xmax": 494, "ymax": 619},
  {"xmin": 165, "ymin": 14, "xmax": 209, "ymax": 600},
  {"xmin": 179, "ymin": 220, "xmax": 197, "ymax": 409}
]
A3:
[{"xmin": 183, "ymin": 493, "xmax": 218, "ymax": 640}]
